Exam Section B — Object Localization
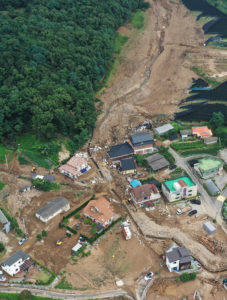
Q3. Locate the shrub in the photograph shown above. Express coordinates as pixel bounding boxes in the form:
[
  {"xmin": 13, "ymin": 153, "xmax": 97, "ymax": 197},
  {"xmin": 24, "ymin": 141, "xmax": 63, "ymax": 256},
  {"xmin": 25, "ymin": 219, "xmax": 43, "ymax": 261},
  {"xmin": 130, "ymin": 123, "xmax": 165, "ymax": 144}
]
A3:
[
  {"xmin": 0, "ymin": 242, "xmax": 5, "ymax": 252},
  {"xmin": 19, "ymin": 290, "xmax": 32, "ymax": 300},
  {"xmin": 42, "ymin": 230, "xmax": 47, "ymax": 237},
  {"xmin": 84, "ymin": 219, "xmax": 91, "ymax": 224},
  {"xmin": 91, "ymin": 224, "xmax": 97, "ymax": 234},
  {"xmin": 32, "ymin": 178, "xmax": 59, "ymax": 192},
  {"xmin": 180, "ymin": 272, "xmax": 196, "ymax": 282},
  {"xmin": 37, "ymin": 234, "xmax": 42, "ymax": 241},
  {"xmin": 74, "ymin": 213, "xmax": 80, "ymax": 219}
]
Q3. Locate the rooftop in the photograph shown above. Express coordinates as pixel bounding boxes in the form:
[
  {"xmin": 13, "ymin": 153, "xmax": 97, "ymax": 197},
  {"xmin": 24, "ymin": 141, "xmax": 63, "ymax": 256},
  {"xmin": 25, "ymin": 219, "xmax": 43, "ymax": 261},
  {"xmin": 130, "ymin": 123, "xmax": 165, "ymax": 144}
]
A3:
[
  {"xmin": 83, "ymin": 197, "xmax": 115, "ymax": 226},
  {"xmin": 108, "ymin": 142, "xmax": 134, "ymax": 159},
  {"xmin": 121, "ymin": 158, "xmax": 136, "ymax": 171},
  {"xmin": 192, "ymin": 126, "xmax": 212, "ymax": 138},
  {"xmin": 166, "ymin": 247, "xmax": 191, "ymax": 263},
  {"xmin": 204, "ymin": 179, "xmax": 219, "ymax": 196},
  {"xmin": 146, "ymin": 153, "xmax": 169, "ymax": 171},
  {"xmin": 1, "ymin": 251, "xmax": 29, "ymax": 267},
  {"xmin": 163, "ymin": 176, "xmax": 195, "ymax": 192},
  {"xmin": 131, "ymin": 183, "xmax": 160, "ymax": 202},
  {"xmin": 130, "ymin": 132, "xmax": 154, "ymax": 146},
  {"xmin": 180, "ymin": 129, "xmax": 192, "ymax": 136},
  {"xmin": 36, "ymin": 197, "xmax": 69, "ymax": 220},
  {"xmin": 154, "ymin": 124, "xmax": 174, "ymax": 135},
  {"xmin": 196, "ymin": 157, "xmax": 223, "ymax": 172},
  {"xmin": 0, "ymin": 210, "xmax": 8, "ymax": 225},
  {"xmin": 130, "ymin": 179, "xmax": 142, "ymax": 188}
]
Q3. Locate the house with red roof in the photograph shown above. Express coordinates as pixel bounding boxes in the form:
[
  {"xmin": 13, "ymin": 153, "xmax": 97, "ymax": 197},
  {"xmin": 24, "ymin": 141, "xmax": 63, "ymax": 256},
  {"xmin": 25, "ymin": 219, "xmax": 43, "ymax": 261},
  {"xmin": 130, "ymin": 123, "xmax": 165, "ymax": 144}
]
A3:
[{"xmin": 192, "ymin": 126, "xmax": 212, "ymax": 138}]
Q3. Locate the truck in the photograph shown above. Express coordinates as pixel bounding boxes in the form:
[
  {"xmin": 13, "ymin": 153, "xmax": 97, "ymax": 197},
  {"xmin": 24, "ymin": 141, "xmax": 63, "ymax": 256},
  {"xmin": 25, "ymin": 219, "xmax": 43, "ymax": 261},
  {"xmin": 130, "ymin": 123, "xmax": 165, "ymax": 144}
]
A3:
[{"xmin": 176, "ymin": 206, "xmax": 192, "ymax": 216}]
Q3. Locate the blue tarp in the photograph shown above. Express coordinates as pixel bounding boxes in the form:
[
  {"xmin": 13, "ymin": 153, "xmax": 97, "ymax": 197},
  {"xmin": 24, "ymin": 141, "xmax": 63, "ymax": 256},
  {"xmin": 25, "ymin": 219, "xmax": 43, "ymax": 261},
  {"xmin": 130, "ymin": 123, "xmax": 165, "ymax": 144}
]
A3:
[
  {"xmin": 130, "ymin": 180, "xmax": 142, "ymax": 188},
  {"xmin": 80, "ymin": 168, "xmax": 87, "ymax": 173}
]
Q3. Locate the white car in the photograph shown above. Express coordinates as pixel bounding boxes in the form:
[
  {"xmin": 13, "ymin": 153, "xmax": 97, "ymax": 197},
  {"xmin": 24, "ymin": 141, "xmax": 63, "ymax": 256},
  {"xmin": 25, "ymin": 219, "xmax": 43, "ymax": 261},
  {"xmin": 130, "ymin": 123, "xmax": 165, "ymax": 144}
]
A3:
[{"xmin": 144, "ymin": 272, "xmax": 154, "ymax": 281}]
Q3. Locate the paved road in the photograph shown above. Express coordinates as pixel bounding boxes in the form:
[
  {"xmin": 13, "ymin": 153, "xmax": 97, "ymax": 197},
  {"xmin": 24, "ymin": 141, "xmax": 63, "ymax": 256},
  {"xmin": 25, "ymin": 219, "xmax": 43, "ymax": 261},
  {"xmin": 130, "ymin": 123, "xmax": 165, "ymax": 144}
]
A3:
[
  {"xmin": 0, "ymin": 287, "xmax": 133, "ymax": 300},
  {"xmin": 169, "ymin": 148, "xmax": 223, "ymax": 223}
]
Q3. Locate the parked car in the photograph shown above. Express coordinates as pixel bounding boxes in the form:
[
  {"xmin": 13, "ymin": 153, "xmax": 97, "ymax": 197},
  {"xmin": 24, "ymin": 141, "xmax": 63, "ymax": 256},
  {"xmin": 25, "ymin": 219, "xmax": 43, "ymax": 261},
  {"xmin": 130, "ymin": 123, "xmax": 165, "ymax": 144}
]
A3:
[
  {"xmin": 190, "ymin": 199, "xmax": 201, "ymax": 205},
  {"xmin": 169, "ymin": 164, "xmax": 177, "ymax": 170},
  {"xmin": 18, "ymin": 236, "xmax": 28, "ymax": 246},
  {"xmin": 188, "ymin": 209, "xmax": 197, "ymax": 216},
  {"xmin": 222, "ymin": 278, "xmax": 227, "ymax": 290},
  {"xmin": 144, "ymin": 272, "xmax": 154, "ymax": 280}
]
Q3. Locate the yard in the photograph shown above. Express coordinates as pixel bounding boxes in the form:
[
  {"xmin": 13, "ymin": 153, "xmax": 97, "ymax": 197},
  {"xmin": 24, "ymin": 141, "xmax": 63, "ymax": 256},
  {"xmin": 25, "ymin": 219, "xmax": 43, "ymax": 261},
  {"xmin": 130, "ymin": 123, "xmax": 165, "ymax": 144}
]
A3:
[{"xmin": 171, "ymin": 140, "xmax": 221, "ymax": 156}]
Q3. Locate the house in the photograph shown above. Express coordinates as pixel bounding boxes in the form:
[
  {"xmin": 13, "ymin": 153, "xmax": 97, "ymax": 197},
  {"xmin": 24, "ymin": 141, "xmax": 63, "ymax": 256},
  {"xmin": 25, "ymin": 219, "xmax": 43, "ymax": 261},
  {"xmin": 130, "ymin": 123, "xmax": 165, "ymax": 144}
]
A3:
[
  {"xmin": 19, "ymin": 185, "xmax": 31, "ymax": 192},
  {"xmin": 131, "ymin": 183, "xmax": 161, "ymax": 208},
  {"xmin": 59, "ymin": 154, "xmax": 89, "ymax": 179},
  {"xmin": 82, "ymin": 197, "xmax": 115, "ymax": 227},
  {"xmin": 204, "ymin": 179, "xmax": 219, "ymax": 196},
  {"xmin": 180, "ymin": 129, "xmax": 192, "ymax": 140},
  {"xmin": 121, "ymin": 158, "xmax": 136, "ymax": 175},
  {"xmin": 146, "ymin": 153, "xmax": 169, "ymax": 171},
  {"xmin": 1, "ymin": 251, "xmax": 30, "ymax": 276},
  {"xmin": 166, "ymin": 246, "xmax": 192, "ymax": 272},
  {"xmin": 129, "ymin": 132, "xmax": 154, "ymax": 154},
  {"xmin": 36, "ymin": 197, "xmax": 70, "ymax": 223},
  {"xmin": 107, "ymin": 142, "xmax": 134, "ymax": 163},
  {"xmin": 0, "ymin": 210, "xmax": 10, "ymax": 234},
  {"xmin": 154, "ymin": 124, "xmax": 174, "ymax": 136},
  {"xmin": 194, "ymin": 157, "xmax": 223, "ymax": 179},
  {"xmin": 162, "ymin": 176, "xmax": 197, "ymax": 202},
  {"xmin": 192, "ymin": 126, "xmax": 212, "ymax": 138},
  {"xmin": 203, "ymin": 137, "xmax": 218, "ymax": 145}
]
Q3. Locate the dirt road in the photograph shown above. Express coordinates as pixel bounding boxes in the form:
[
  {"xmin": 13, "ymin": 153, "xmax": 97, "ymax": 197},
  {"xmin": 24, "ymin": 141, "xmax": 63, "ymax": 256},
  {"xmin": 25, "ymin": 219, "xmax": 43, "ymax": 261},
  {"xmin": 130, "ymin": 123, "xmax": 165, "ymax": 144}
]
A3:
[{"xmin": 93, "ymin": 0, "xmax": 205, "ymax": 145}]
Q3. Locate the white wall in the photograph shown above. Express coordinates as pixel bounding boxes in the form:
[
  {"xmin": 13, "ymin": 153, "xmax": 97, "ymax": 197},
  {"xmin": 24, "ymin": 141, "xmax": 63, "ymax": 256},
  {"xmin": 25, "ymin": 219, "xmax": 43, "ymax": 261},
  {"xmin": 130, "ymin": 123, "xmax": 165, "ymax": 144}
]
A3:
[
  {"xmin": 162, "ymin": 183, "xmax": 197, "ymax": 202},
  {"xmin": 166, "ymin": 257, "xmax": 179, "ymax": 272},
  {"xmin": 2, "ymin": 258, "xmax": 27, "ymax": 277}
]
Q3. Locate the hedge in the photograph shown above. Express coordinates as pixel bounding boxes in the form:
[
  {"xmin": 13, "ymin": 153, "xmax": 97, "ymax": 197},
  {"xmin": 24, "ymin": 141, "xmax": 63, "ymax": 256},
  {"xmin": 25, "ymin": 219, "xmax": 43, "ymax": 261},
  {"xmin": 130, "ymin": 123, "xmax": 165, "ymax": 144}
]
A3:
[
  {"xmin": 180, "ymin": 272, "xmax": 196, "ymax": 282},
  {"xmin": 65, "ymin": 226, "xmax": 77, "ymax": 235},
  {"xmin": 80, "ymin": 217, "xmax": 122, "ymax": 244},
  {"xmin": 63, "ymin": 195, "xmax": 95, "ymax": 219}
]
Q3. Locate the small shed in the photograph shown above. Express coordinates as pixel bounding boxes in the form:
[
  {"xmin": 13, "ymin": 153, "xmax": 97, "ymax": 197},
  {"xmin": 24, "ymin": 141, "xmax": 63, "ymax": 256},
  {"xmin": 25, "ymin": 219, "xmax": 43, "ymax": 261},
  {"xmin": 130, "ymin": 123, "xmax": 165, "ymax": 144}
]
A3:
[
  {"xmin": 130, "ymin": 180, "xmax": 142, "ymax": 188},
  {"xmin": 19, "ymin": 185, "xmax": 31, "ymax": 193},
  {"xmin": 180, "ymin": 129, "xmax": 192, "ymax": 140},
  {"xmin": 154, "ymin": 124, "xmax": 174, "ymax": 136},
  {"xmin": 203, "ymin": 221, "xmax": 216, "ymax": 235},
  {"xmin": 204, "ymin": 180, "xmax": 219, "ymax": 196}
]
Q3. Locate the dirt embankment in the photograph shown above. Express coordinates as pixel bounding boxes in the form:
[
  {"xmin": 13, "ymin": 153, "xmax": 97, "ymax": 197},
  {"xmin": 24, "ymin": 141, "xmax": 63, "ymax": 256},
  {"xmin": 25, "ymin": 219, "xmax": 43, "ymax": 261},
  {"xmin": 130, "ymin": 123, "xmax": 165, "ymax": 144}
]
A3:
[{"xmin": 93, "ymin": 0, "xmax": 205, "ymax": 145}]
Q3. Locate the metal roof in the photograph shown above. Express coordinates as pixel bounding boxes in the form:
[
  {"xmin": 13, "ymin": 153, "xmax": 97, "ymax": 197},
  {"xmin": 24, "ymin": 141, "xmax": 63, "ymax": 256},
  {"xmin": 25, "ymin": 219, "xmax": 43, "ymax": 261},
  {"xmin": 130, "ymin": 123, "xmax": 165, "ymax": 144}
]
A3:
[
  {"xmin": 121, "ymin": 158, "xmax": 136, "ymax": 171},
  {"xmin": 154, "ymin": 124, "xmax": 174, "ymax": 135},
  {"xmin": 204, "ymin": 180, "xmax": 219, "ymax": 196},
  {"xmin": 36, "ymin": 197, "xmax": 69, "ymax": 220},
  {"xmin": 180, "ymin": 129, "xmax": 192, "ymax": 136},
  {"xmin": 108, "ymin": 142, "xmax": 134, "ymax": 159},
  {"xmin": 130, "ymin": 132, "xmax": 154, "ymax": 146},
  {"xmin": 146, "ymin": 153, "xmax": 169, "ymax": 171},
  {"xmin": 1, "ymin": 251, "xmax": 29, "ymax": 267}
]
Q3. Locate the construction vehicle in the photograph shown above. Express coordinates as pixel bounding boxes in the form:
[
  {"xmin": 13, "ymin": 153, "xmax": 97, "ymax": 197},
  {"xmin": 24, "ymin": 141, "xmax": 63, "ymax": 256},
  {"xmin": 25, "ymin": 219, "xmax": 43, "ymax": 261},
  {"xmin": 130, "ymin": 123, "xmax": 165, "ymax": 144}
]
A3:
[
  {"xmin": 176, "ymin": 206, "xmax": 192, "ymax": 215},
  {"xmin": 32, "ymin": 167, "xmax": 37, "ymax": 172},
  {"xmin": 56, "ymin": 234, "xmax": 66, "ymax": 246}
]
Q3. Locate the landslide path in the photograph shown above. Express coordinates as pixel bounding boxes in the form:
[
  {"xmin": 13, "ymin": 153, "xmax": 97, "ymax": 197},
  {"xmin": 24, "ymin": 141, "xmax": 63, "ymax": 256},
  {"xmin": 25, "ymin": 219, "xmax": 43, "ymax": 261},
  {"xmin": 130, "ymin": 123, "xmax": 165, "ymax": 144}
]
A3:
[{"xmin": 93, "ymin": 0, "xmax": 206, "ymax": 145}]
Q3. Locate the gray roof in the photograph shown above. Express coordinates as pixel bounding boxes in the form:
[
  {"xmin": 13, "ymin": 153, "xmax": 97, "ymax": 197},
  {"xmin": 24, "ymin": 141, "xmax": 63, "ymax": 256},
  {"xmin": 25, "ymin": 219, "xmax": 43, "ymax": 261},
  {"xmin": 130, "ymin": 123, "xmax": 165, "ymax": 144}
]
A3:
[
  {"xmin": 166, "ymin": 247, "xmax": 190, "ymax": 263},
  {"xmin": 43, "ymin": 175, "xmax": 55, "ymax": 182},
  {"xmin": 0, "ymin": 210, "xmax": 8, "ymax": 225},
  {"xmin": 203, "ymin": 221, "xmax": 216, "ymax": 234},
  {"xmin": 121, "ymin": 158, "xmax": 136, "ymax": 171},
  {"xmin": 180, "ymin": 129, "xmax": 192, "ymax": 136},
  {"xmin": 204, "ymin": 180, "xmax": 219, "ymax": 196},
  {"xmin": 1, "ymin": 251, "xmax": 29, "ymax": 267},
  {"xmin": 108, "ymin": 142, "xmax": 134, "ymax": 159},
  {"xmin": 146, "ymin": 153, "xmax": 169, "ymax": 171},
  {"xmin": 154, "ymin": 124, "xmax": 174, "ymax": 135},
  {"xmin": 130, "ymin": 132, "xmax": 154, "ymax": 146},
  {"xmin": 36, "ymin": 197, "xmax": 69, "ymax": 220}
]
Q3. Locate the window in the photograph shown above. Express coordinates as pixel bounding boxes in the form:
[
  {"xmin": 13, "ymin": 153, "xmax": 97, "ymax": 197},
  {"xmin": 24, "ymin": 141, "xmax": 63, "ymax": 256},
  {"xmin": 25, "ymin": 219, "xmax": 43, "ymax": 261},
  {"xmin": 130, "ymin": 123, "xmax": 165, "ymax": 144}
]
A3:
[
  {"xmin": 188, "ymin": 189, "xmax": 192, "ymax": 192},
  {"xmin": 188, "ymin": 194, "xmax": 192, "ymax": 196}
]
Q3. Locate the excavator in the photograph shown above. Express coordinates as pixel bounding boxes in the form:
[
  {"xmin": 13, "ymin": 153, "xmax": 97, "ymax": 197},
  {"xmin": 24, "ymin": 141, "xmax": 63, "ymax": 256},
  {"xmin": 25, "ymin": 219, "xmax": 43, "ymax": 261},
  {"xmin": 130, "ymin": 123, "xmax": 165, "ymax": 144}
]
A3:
[{"xmin": 56, "ymin": 234, "xmax": 66, "ymax": 246}]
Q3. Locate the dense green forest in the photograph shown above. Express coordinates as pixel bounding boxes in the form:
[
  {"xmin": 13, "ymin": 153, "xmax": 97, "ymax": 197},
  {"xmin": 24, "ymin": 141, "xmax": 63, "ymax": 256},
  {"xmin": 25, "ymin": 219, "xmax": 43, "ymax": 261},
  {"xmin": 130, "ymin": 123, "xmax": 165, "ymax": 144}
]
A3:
[
  {"xmin": 207, "ymin": 0, "xmax": 227, "ymax": 14},
  {"xmin": 0, "ymin": 0, "xmax": 148, "ymax": 149}
]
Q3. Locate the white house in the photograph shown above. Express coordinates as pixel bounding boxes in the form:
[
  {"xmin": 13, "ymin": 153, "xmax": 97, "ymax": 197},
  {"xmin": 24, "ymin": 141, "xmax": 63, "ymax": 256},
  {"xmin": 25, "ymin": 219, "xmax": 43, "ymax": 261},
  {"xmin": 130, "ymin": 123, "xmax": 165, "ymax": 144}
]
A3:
[
  {"xmin": 1, "ymin": 251, "xmax": 29, "ymax": 277},
  {"xmin": 162, "ymin": 176, "xmax": 197, "ymax": 202},
  {"xmin": 166, "ymin": 246, "xmax": 192, "ymax": 272}
]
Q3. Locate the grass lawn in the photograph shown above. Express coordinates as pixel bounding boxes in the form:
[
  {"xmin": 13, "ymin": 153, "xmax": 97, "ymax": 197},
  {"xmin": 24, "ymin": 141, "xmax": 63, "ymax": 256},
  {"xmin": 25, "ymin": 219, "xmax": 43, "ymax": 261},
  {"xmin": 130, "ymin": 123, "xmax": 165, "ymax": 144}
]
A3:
[
  {"xmin": 171, "ymin": 140, "xmax": 221, "ymax": 156},
  {"xmin": 0, "ymin": 181, "xmax": 5, "ymax": 191},
  {"xmin": 16, "ymin": 133, "xmax": 61, "ymax": 169},
  {"xmin": 0, "ymin": 145, "xmax": 13, "ymax": 164},
  {"xmin": 35, "ymin": 270, "xmax": 52, "ymax": 284},
  {"xmin": 0, "ymin": 292, "xmax": 59, "ymax": 300}
]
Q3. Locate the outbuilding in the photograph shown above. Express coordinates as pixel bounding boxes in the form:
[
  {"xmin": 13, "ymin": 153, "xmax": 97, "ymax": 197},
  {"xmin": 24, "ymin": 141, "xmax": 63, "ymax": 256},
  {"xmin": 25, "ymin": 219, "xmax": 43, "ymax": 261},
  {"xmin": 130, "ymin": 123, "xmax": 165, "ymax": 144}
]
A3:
[
  {"xmin": 121, "ymin": 158, "xmax": 136, "ymax": 175},
  {"xmin": 154, "ymin": 124, "xmax": 174, "ymax": 136},
  {"xmin": 203, "ymin": 221, "xmax": 216, "ymax": 235}
]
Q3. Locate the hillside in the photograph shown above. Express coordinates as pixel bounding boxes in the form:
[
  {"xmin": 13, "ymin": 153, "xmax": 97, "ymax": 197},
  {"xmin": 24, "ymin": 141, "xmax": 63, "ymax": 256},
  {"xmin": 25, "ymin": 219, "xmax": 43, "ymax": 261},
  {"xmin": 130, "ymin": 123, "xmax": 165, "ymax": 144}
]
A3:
[
  {"xmin": 207, "ymin": 0, "xmax": 227, "ymax": 14},
  {"xmin": 0, "ymin": 0, "xmax": 147, "ymax": 147}
]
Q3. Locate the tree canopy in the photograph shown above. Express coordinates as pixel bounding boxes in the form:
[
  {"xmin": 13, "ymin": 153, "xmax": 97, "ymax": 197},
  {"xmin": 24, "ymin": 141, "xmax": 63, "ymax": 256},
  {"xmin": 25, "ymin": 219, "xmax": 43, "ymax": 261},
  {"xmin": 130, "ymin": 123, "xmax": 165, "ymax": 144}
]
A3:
[{"xmin": 0, "ymin": 0, "xmax": 146, "ymax": 148}]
